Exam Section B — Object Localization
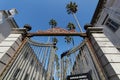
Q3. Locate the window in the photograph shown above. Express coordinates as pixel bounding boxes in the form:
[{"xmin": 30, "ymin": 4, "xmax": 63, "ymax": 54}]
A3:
[{"xmin": 105, "ymin": 18, "xmax": 120, "ymax": 32}]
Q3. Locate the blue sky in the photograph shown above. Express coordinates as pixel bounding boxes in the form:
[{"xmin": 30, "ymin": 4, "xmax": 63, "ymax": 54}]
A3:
[{"xmin": 0, "ymin": 0, "xmax": 98, "ymax": 57}]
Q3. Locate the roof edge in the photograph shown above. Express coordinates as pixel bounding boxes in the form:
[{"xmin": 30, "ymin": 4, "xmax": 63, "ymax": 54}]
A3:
[{"xmin": 90, "ymin": 0, "xmax": 107, "ymax": 25}]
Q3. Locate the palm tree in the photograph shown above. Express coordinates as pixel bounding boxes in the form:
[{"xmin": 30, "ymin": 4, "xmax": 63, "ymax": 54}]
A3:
[
  {"xmin": 48, "ymin": 18, "xmax": 57, "ymax": 43},
  {"xmin": 47, "ymin": 19, "xmax": 58, "ymax": 80},
  {"xmin": 63, "ymin": 57, "xmax": 69, "ymax": 80},
  {"xmin": 52, "ymin": 37, "xmax": 58, "ymax": 44},
  {"xmin": 49, "ymin": 19, "xmax": 60, "ymax": 80},
  {"xmin": 64, "ymin": 22, "xmax": 77, "ymax": 76},
  {"xmin": 50, "ymin": 45, "xmax": 59, "ymax": 80},
  {"xmin": 67, "ymin": 22, "xmax": 76, "ymax": 30},
  {"xmin": 65, "ymin": 22, "xmax": 75, "ymax": 46},
  {"xmin": 66, "ymin": 2, "xmax": 83, "ymax": 32},
  {"xmin": 52, "ymin": 37, "xmax": 58, "ymax": 50},
  {"xmin": 49, "ymin": 19, "xmax": 58, "ymax": 50},
  {"xmin": 55, "ymin": 54, "xmax": 59, "ymax": 71},
  {"xmin": 49, "ymin": 19, "xmax": 57, "ymax": 28},
  {"xmin": 65, "ymin": 36, "xmax": 73, "ymax": 44}
]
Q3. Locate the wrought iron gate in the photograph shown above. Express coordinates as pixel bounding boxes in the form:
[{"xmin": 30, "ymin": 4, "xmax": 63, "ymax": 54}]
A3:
[
  {"xmin": 0, "ymin": 38, "xmax": 55, "ymax": 80},
  {"xmin": 60, "ymin": 39, "xmax": 102, "ymax": 80}
]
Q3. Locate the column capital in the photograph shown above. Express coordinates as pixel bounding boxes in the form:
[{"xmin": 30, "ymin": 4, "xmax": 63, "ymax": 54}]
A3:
[
  {"xmin": 12, "ymin": 28, "xmax": 27, "ymax": 34},
  {"xmin": 11, "ymin": 28, "xmax": 27, "ymax": 38},
  {"xmin": 86, "ymin": 27, "xmax": 103, "ymax": 37}
]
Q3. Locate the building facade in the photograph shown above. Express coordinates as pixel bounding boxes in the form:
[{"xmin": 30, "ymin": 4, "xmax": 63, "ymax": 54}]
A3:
[{"xmin": 91, "ymin": 0, "xmax": 120, "ymax": 50}]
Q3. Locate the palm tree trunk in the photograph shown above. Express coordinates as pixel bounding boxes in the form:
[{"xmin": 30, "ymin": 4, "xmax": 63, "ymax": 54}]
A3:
[{"xmin": 72, "ymin": 13, "xmax": 83, "ymax": 32}]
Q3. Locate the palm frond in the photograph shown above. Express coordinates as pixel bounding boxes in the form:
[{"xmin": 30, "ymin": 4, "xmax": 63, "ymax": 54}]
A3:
[{"xmin": 66, "ymin": 1, "xmax": 78, "ymax": 14}]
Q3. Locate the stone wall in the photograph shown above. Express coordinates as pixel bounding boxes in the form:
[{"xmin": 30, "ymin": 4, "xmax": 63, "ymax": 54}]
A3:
[
  {"xmin": 0, "ymin": 33, "xmax": 22, "ymax": 75},
  {"xmin": 88, "ymin": 27, "xmax": 120, "ymax": 80}
]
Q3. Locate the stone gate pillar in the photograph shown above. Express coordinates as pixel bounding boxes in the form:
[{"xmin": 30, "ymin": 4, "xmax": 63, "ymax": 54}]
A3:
[
  {"xmin": 86, "ymin": 27, "xmax": 120, "ymax": 80},
  {"xmin": 0, "ymin": 28, "xmax": 27, "ymax": 76}
]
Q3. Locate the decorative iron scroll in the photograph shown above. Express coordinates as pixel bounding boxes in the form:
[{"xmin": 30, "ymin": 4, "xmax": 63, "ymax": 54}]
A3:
[{"xmin": 28, "ymin": 39, "xmax": 53, "ymax": 47}]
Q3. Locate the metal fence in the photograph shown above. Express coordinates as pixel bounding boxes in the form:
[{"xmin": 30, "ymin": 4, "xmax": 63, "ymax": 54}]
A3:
[{"xmin": 1, "ymin": 38, "xmax": 55, "ymax": 80}]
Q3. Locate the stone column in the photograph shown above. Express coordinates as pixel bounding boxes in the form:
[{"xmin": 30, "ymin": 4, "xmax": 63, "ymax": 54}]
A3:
[
  {"xmin": 0, "ymin": 28, "xmax": 27, "ymax": 76},
  {"xmin": 87, "ymin": 27, "xmax": 120, "ymax": 80}
]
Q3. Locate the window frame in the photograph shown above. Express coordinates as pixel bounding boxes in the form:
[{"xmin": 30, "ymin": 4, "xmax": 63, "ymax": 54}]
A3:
[{"xmin": 105, "ymin": 18, "xmax": 120, "ymax": 32}]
